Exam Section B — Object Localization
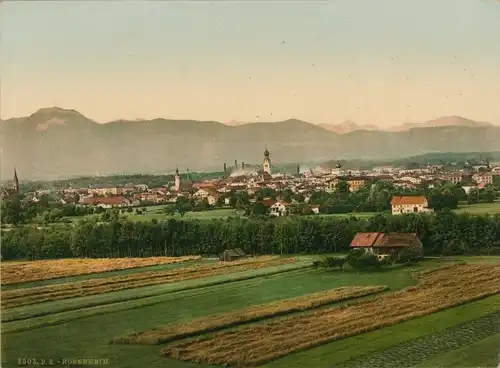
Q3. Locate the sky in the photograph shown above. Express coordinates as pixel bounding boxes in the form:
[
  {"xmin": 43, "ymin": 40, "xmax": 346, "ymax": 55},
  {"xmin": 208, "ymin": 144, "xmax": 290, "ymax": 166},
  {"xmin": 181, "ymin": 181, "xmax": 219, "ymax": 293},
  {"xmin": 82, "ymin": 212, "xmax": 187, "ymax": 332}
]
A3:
[{"xmin": 1, "ymin": 0, "xmax": 500, "ymax": 127}]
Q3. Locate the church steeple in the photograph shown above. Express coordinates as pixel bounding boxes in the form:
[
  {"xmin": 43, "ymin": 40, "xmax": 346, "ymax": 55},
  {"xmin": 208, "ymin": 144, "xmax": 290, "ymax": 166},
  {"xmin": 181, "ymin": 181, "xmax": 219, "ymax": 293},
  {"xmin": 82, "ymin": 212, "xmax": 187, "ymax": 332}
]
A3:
[
  {"xmin": 263, "ymin": 146, "xmax": 271, "ymax": 175},
  {"xmin": 13, "ymin": 168, "xmax": 19, "ymax": 193},
  {"xmin": 174, "ymin": 165, "xmax": 181, "ymax": 191}
]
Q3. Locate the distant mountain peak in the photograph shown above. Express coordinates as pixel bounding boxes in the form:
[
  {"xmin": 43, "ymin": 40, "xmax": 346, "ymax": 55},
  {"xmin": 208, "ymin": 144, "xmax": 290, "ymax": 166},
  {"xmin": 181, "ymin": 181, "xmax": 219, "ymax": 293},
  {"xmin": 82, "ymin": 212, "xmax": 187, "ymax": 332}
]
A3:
[
  {"xmin": 26, "ymin": 107, "xmax": 93, "ymax": 131},
  {"xmin": 387, "ymin": 115, "xmax": 491, "ymax": 132},
  {"xmin": 318, "ymin": 120, "xmax": 378, "ymax": 134}
]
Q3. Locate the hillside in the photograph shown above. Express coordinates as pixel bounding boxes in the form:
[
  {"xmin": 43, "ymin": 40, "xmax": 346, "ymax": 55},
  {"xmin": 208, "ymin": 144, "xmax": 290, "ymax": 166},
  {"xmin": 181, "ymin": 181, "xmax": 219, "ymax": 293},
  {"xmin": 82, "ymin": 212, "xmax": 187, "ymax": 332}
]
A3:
[{"xmin": 1, "ymin": 108, "xmax": 500, "ymax": 179}]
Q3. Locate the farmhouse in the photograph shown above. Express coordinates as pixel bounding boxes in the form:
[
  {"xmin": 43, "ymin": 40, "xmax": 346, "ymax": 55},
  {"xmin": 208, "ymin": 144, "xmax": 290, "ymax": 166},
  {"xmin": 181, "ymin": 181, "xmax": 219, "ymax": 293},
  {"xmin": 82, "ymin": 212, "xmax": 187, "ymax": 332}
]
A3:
[
  {"xmin": 269, "ymin": 201, "xmax": 291, "ymax": 217},
  {"xmin": 391, "ymin": 196, "xmax": 433, "ymax": 215},
  {"xmin": 219, "ymin": 248, "xmax": 247, "ymax": 262},
  {"xmin": 350, "ymin": 232, "xmax": 423, "ymax": 260}
]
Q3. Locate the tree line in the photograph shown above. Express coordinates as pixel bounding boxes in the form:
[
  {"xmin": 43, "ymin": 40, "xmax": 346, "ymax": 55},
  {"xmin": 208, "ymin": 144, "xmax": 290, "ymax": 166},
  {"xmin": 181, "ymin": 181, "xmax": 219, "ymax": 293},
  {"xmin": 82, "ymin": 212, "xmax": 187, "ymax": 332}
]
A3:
[{"xmin": 2, "ymin": 211, "xmax": 499, "ymax": 261}]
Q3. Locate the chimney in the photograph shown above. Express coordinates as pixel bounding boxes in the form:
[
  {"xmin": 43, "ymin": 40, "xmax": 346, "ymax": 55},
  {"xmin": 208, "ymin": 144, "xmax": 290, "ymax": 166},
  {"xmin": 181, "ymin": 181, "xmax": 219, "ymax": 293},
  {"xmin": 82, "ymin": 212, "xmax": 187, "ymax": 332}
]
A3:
[
  {"xmin": 242, "ymin": 162, "xmax": 245, "ymax": 170},
  {"xmin": 223, "ymin": 163, "xmax": 227, "ymax": 178},
  {"xmin": 234, "ymin": 160, "xmax": 238, "ymax": 170},
  {"xmin": 296, "ymin": 164, "xmax": 300, "ymax": 177}
]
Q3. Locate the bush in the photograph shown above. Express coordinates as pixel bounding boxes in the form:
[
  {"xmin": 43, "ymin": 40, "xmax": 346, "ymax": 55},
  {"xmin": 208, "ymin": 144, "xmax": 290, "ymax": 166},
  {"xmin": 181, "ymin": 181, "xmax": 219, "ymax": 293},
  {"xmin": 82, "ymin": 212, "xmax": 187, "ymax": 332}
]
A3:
[{"xmin": 347, "ymin": 249, "xmax": 385, "ymax": 270}]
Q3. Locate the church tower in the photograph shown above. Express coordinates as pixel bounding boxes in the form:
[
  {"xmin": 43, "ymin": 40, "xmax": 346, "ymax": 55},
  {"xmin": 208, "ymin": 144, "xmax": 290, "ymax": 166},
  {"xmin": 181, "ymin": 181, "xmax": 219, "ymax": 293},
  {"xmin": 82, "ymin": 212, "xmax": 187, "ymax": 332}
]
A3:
[
  {"xmin": 13, "ymin": 168, "xmax": 19, "ymax": 193},
  {"xmin": 174, "ymin": 166, "xmax": 181, "ymax": 192},
  {"xmin": 263, "ymin": 147, "xmax": 272, "ymax": 175}
]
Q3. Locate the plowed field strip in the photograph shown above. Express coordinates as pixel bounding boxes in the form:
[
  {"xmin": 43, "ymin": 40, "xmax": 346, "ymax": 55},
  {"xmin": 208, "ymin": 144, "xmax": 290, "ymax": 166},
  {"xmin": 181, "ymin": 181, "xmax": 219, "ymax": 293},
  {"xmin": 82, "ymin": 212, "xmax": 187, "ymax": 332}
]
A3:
[
  {"xmin": 336, "ymin": 310, "xmax": 500, "ymax": 368},
  {"xmin": 161, "ymin": 264, "xmax": 500, "ymax": 367},
  {"xmin": 1, "ymin": 256, "xmax": 201, "ymax": 285},
  {"xmin": 111, "ymin": 285, "xmax": 388, "ymax": 345},
  {"xmin": 2, "ymin": 257, "xmax": 294, "ymax": 308}
]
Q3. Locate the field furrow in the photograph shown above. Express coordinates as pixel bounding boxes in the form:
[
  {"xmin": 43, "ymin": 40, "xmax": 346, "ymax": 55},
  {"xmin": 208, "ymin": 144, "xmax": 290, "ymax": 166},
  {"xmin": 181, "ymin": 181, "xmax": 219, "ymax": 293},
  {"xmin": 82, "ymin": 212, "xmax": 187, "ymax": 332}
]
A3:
[
  {"xmin": 1, "ymin": 256, "xmax": 295, "ymax": 308},
  {"xmin": 111, "ymin": 285, "xmax": 388, "ymax": 345},
  {"xmin": 161, "ymin": 264, "xmax": 500, "ymax": 367},
  {"xmin": 336, "ymin": 310, "xmax": 500, "ymax": 368}
]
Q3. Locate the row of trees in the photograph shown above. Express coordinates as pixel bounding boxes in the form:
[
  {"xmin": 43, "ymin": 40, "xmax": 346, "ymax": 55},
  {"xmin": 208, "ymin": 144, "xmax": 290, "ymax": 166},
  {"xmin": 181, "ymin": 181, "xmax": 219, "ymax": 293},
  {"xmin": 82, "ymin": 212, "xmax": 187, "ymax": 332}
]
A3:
[{"xmin": 2, "ymin": 211, "xmax": 499, "ymax": 260}]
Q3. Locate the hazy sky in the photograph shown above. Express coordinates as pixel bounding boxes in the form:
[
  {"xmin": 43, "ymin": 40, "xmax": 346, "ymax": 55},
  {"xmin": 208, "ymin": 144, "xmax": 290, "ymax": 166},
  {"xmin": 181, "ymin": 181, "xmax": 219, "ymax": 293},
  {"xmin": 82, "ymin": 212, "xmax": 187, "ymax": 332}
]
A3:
[{"xmin": 1, "ymin": 0, "xmax": 500, "ymax": 126}]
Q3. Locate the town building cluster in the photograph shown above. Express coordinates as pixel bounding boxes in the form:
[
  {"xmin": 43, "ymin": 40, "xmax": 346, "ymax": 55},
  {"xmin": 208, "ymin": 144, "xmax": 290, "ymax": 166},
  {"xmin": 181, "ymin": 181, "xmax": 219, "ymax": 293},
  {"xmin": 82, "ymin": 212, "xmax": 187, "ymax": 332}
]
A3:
[{"xmin": 3, "ymin": 148, "xmax": 499, "ymax": 216}]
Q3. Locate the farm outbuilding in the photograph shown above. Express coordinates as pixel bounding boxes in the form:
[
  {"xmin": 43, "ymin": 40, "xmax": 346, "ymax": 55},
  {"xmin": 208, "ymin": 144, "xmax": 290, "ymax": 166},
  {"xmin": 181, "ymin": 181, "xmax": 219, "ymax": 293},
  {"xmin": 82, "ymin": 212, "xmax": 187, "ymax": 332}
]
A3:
[{"xmin": 220, "ymin": 248, "xmax": 247, "ymax": 262}]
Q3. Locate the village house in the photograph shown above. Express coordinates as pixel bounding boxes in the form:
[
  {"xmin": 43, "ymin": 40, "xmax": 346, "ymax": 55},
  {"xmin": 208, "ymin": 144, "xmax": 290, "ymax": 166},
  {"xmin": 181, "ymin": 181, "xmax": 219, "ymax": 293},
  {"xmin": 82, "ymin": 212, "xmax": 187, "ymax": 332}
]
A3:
[
  {"xmin": 193, "ymin": 188, "xmax": 220, "ymax": 205},
  {"xmin": 472, "ymin": 172, "xmax": 493, "ymax": 186},
  {"xmin": 88, "ymin": 184, "xmax": 123, "ymax": 196},
  {"xmin": 350, "ymin": 232, "xmax": 423, "ymax": 260},
  {"xmin": 447, "ymin": 174, "xmax": 463, "ymax": 184},
  {"xmin": 133, "ymin": 184, "xmax": 149, "ymax": 192},
  {"xmin": 269, "ymin": 200, "xmax": 291, "ymax": 217},
  {"xmin": 82, "ymin": 196, "xmax": 139, "ymax": 209},
  {"xmin": 391, "ymin": 196, "xmax": 433, "ymax": 215},
  {"xmin": 347, "ymin": 177, "xmax": 370, "ymax": 192}
]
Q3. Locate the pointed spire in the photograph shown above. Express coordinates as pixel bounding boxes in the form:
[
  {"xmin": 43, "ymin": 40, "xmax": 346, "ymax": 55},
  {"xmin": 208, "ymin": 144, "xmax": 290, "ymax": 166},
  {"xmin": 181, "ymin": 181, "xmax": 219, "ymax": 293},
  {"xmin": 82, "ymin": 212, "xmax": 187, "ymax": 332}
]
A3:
[{"xmin": 13, "ymin": 167, "xmax": 19, "ymax": 192}]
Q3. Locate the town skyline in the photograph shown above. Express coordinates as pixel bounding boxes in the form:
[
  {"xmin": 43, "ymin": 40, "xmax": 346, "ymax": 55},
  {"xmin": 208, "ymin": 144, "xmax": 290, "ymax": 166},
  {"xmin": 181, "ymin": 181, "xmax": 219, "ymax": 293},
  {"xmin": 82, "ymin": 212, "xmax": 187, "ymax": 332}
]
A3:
[{"xmin": 1, "ymin": 0, "xmax": 500, "ymax": 126}]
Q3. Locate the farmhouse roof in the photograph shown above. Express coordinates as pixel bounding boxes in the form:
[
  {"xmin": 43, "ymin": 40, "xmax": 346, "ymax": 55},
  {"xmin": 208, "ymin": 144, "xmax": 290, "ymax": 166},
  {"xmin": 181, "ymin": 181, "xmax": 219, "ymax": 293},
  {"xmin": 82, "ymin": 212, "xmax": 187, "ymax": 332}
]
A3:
[
  {"xmin": 373, "ymin": 233, "xmax": 421, "ymax": 248},
  {"xmin": 350, "ymin": 232, "xmax": 421, "ymax": 248},
  {"xmin": 391, "ymin": 196, "xmax": 427, "ymax": 206},
  {"xmin": 350, "ymin": 232, "xmax": 385, "ymax": 247},
  {"xmin": 259, "ymin": 198, "xmax": 277, "ymax": 207}
]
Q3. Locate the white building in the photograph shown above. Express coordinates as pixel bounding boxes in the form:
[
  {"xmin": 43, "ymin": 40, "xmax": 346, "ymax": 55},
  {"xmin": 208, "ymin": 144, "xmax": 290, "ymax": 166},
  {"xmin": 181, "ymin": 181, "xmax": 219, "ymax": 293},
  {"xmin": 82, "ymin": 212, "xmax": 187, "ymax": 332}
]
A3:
[{"xmin": 391, "ymin": 196, "xmax": 433, "ymax": 215}]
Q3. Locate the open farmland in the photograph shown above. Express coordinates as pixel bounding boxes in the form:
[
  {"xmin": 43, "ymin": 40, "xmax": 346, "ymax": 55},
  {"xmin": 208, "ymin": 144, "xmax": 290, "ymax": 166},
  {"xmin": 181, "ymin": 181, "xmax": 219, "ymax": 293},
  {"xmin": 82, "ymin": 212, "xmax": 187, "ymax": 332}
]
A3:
[
  {"xmin": 162, "ymin": 263, "xmax": 500, "ymax": 367},
  {"xmin": 0, "ymin": 256, "xmax": 200, "ymax": 285},
  {"xmin": 337, "ymin": 310, "xmax": 500, "ymax": 368},
  {"xmin": 112, "ymin": 285, "xmax": 388, "ymax": 345},
  {"xmin": 1, "ymin": 256, "xmax": 296, "ymax": 308},
  {"xmin": 1, "ymin": 256, "xmax": 499, "ymax": 368}
]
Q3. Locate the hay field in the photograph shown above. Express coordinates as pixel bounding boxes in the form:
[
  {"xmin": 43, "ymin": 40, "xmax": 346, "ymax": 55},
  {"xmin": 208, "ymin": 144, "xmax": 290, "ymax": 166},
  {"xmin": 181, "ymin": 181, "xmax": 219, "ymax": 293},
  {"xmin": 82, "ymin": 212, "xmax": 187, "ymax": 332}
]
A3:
[
  {"xmin": 2, "ymin": 256, "xmax": 296, "ymax": 308},
  {"xmin": 1, "ymin": 256, "xmax": 201, "ymax": 285},
  {"xmin": 162, "ymin": 263, "xmax": 500, "ymax": 367},
  {"xmin": 112, "ymin": 285, "xmax": 388, "ymax": 345}
]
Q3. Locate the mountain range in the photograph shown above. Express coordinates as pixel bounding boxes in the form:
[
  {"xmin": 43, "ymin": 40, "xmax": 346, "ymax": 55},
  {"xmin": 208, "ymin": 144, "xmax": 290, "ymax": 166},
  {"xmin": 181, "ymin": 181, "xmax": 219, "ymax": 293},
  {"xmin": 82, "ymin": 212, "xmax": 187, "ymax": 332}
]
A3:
[
  {"xmin": 317, "ymin": 116, "xmax": 494, "ymax": 134},
  {"xmin": 1, "ymin": 107, "xmax": 499, "ymax": 180}
]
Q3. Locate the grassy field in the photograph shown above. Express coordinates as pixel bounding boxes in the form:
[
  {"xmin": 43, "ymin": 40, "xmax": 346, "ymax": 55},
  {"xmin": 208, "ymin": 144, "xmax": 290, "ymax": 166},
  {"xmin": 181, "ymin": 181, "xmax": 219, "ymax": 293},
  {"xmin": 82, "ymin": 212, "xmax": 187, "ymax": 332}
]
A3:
[
  {"xmin": 456, "ymin": 201, "xmax": 500, "ymax": 215},
  {"xmin": 1, "ymin": 256, "xmax": 499, "ymax": 368}
]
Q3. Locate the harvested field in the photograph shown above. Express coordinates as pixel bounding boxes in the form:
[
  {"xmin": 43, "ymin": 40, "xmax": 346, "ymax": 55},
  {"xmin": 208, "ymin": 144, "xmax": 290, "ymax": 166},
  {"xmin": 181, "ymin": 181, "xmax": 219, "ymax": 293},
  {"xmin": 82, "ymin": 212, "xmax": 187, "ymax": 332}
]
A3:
[
  {"xmin": 112, "ymin": 285, "xmax": 388, "ymax": 345},
  {"xmin": 1, "ymin": 256, "xmax": 296, "ymax": 308},
  {"xmin": 337, "ymin": 309, "xmax": 500, "ymax": 368},
  {"xmin": 1, "ymin": 256, "xmax": 201, "ymax": 285},
  {"xmin": 162, "ymin": 263, "xmax": 500, "ymax": 367}
]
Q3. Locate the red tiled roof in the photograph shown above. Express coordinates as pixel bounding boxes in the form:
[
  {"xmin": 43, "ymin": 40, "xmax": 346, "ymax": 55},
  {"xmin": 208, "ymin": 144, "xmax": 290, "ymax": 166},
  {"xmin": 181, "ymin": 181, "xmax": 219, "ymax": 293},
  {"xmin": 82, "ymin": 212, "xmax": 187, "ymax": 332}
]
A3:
[
  {"xmin": 83, "ymin": 196, "xmax": 128, "ymax": 205},
  {"xmin": 259, "ymin": 198, "xmax": 277, "ymax": 207},
  {"xmin": 391, "ymin": 196, "xmax": 427, "ymax": 206},
  {"xmin": 350, "ymin": 232, "xmax": 384, "ymax": 247},
  {"xmin": 373, "ymin": 233, "xmax": 420, "ymax": 248},
  {"xmin": 193, "ymin": 183, "xmax": 216, "ymax": 189}
]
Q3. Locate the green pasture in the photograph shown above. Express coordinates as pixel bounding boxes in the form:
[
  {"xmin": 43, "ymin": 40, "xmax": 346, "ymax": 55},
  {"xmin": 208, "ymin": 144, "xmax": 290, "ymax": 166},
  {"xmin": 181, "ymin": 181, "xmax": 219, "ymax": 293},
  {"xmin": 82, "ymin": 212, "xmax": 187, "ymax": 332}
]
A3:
[{"xmin": 455, "ymin": 201, "xmax": 500, "ymax": 215}]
